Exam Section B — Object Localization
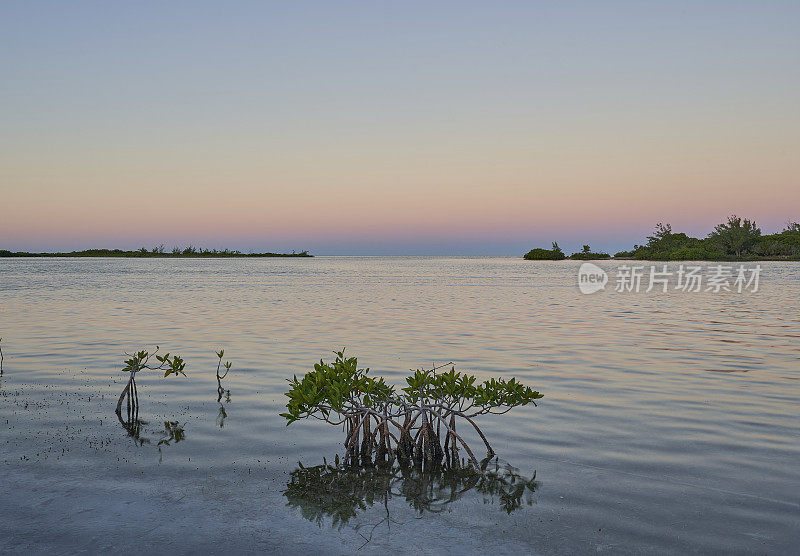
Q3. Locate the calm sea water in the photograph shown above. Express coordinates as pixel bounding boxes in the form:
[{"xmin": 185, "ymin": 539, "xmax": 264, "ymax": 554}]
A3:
[{"xmin": 1, "ymin": 257, "xmax": 798, "ymax": 554}]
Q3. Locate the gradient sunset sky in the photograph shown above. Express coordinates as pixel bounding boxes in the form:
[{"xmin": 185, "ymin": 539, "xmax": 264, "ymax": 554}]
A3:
[{"xmin": 1, "ymin": 1, "xmax": 798, "ymax": 255}]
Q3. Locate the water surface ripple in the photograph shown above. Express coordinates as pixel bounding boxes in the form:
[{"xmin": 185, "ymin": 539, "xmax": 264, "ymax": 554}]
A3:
[{"xmin": 1, "ymin": 257, "xmax": 798, "ymax": 554}]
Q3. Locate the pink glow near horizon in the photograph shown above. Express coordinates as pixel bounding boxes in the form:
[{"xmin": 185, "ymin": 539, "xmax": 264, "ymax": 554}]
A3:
[
  {"xmin": 1, "ymin": 3, "xmax": 798, "ymax": 254},
  {"xmin": 3, "ymin": 176, "xmax": 797, "ymax": 254}
]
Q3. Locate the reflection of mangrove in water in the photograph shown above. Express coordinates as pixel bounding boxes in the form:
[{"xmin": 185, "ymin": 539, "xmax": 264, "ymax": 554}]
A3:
[
  {"xmin": 284, "ymin": 457, "xmax": 538, "ymax": 529},
  {"xmin": 115, "ymin": 409, "xmax": 186, "ymax": 450},
  {"xmin": 216, "ymin": 394, "xmax": 231, "ymax": 428},
  {"xmin": 216, "ymin": 369, "xmax": 231, "ymax": 428},
  {"xmin": 113, "ymin": 368, "xmax": 186, "ymax": 450},
  {"xmin": 157, "ymin": 421, "xmax": 186, "ymax": 446},
  {"xmin": 114, "ymin": 369, "xmax": 187, "ymax": 453}
]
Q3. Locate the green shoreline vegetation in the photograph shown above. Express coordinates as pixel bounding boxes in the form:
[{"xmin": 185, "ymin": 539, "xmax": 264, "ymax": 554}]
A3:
[
  {"xmin": 525, "ymin": 216, "xmax": 800, "ymax": 261},
  {"xmin": 0, "ymin": 245, "xmax": 312, "ymax": 258}
]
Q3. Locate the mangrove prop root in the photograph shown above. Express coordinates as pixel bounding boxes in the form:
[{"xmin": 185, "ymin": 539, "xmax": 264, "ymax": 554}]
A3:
[{"xmin": 115, "ymin": 371, "xmax": 136, "ymax": 417}]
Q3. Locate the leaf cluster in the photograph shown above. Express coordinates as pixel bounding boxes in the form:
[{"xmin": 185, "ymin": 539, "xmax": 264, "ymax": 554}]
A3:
[
  {"xmin": 121, "ymin": 346, "xmax": 186, "ymax": 378},
  {"xmin": 281, "ymin": 351, "xmax": 394, "ymax": 425},
  {"xmin": 215, "ymin": 349, "xmax": 232, "ymax": 378},
  {"xmin": 474, "ymin": 376, "xmax": 543, "ymax": 408},
  {"xmin": 403, "ymin": 368, "xmax": 542, "ymax": 410},
  {"xmin": 282, "ymin": 352, "xmax": 542, "ymax": 425}
]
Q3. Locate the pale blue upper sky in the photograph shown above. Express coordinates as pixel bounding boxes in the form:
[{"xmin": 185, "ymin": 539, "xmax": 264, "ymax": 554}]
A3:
[{"xmin": 1, "ymin": 1, "xmax": 798, "ymax": 254}]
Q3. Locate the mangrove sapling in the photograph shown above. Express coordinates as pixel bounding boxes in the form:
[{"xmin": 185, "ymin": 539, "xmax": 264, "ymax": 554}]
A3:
[
  {"xmin": 0, "ymin": 337, "xmax": 4, "ymax": 375},
  {"xmin": 115, "ymin": 347, "xmax": 186, "ymax": 429},
  {"xmin": 281, "ymin": 351, "xmax": 543, "ymax": 471},
  {"xmin": 215, "ymin": 350, "xmax": 232, "ymax": 403},
  {"xmin": 215, "ymin": 350, "xmax": 232, "ymax": 426}
]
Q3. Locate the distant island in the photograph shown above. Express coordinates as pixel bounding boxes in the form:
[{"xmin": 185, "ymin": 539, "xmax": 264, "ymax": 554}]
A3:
[
  {"xmin": 525, "ymin": 216, "xmax": 800, "ymax": 261},
  {"xmin": 524, "ymin": 242, "xmax": 610, "ymax": 261},
  {"xmin": 0, "ymin": 246, "xmax": 312, "ymax": 258}
]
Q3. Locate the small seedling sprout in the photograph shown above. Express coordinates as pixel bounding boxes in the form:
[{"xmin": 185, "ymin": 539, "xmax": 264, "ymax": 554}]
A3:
[
  {"xmin": 115, "ymin": 346, "xmax": 186, "ymax": 428},
  {"xmin": 215, "ymin": 349, "xmax": 232, "ymax": 403}
]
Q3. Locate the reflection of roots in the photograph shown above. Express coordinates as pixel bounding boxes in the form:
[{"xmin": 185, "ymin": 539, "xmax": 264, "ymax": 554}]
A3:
[
  {"xmin": 115, "ymin": 372, "xmax": 141, "ymax": 438},
  {"xmin": 216, "ymin": 363, "xmax": 229, "ymax": 403},
  {"xmin": 284, "ymin": 457, "xmax": 538, "ymax": 529},
  {"xmin": 112, "ymin": 373, "xmax": 187, "ymax": 449}
]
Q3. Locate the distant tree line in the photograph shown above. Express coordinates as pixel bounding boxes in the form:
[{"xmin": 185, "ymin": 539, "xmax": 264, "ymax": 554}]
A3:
[
  {"xmin": 0, "ymin": 245, "xmax": 312, "ymax": 258},
  {"xmin": 616, "ymin": 217, "xmax": 800, "ymax": 260},
  {"xmin": 524, "ymin": 216, "xmax": 800, "ymax": 261}
]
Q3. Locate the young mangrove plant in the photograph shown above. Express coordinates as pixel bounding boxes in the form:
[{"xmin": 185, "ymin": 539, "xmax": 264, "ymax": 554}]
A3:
[
  {"xmin": 0, "ymin": 337, "xmax": 4, "ymax": 375},
  {"xmin": 281, "ymin": 351, "xmax": 543, "ymax": 470},
  {"xmin": 115, "ymin": 347, "xmax": 186, "ymax": 430},
  {"xmin": 215, "ymin": 349, "xmax": 232, "ymax": 426},
  {"xmin": 215, "ymin": 349, "xmax": 232, "ymax": 403}
]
